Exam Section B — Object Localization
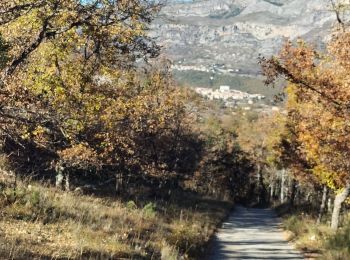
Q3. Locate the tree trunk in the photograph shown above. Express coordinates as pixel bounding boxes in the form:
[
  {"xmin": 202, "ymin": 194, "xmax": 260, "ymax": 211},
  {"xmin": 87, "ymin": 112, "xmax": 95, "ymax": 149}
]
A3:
[
  {"xmin": 115, "ymin": 172, "xmax": 123, "ymax": 195},
  {"xmin": 65, "ymin": 173, "xmax": 70, "ymax": 191},
  {"xmin": 55, "ymin": 163, "xmax": 64, "ymax": 189},
  {"xmin": 317, "ymin": 185, "xmax": 328, "ymax": 224},
  {"xmin": 280, "ymin": 169, "xmax": 285, "ymax": 203},
  {"xmin": 331, "ymin": 183, "xmax": 350, "ymax": 230},
  {"xmin": 305, "ymin": 191, "xmax": 312, "ymax": 203},
  {"xmin": 289, "ymin": 179, "xmax": 297, "ymax": 206},
  {"xmin": 327, "ymin": 197, "xmax": 332, "ymax": 214},
  {"xmin": 270, "ymin": 181, "xmax": 275, "ymax": 202},
  {"xmin": 257, "ymin": 164, "xmax": 261, "ymax": 204},
  {"xmin": 294, "ymin": 187, "xmax": 300, "ymax": 205},
  {"xmin": 257, "ymin": 164, "xmax": 265, "ymax": 204}
]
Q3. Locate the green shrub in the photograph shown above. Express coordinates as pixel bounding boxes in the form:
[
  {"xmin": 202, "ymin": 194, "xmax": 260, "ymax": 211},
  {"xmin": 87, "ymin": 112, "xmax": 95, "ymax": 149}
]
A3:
[
  {"xmin": 126, "ymin": 200, "xmax": 137, "ymax": 210},
  {"xmin": 142, "ymin": 202, "xmax": 156, "ymax": 218},
  {"xmin": 28, "ymin": 190, "xmax": 40, "ymax": 207},
  {"xmin": 2, "ymin": 187, "xmax": 26, "ymax": 204}
]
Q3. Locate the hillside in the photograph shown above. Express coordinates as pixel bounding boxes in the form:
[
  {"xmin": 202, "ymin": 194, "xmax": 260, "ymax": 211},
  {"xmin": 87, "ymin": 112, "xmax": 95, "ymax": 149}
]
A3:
[{"xmin": 151, "ymin": 0, "xmax": 335, "ymax": 79}]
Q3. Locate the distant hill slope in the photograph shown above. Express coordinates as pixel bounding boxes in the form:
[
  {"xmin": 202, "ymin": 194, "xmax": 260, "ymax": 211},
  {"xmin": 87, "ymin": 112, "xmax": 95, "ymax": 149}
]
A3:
[{"xmin": 151, "ymin": 0, "xmax": 335, "ymax": 77}]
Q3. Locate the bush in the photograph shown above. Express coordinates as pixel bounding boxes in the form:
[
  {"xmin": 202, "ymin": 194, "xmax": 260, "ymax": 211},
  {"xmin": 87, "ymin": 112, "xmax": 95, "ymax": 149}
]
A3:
[
  {"xmin": 1, "ymin": 187, "xmax": 26, "ymax": 205},
  {"xmin": 126, "ymin": 200, "xmax": 137, "ymax": 210},
  {"xmin": 28, "ymin": 190, "xmax": 40, "ymax": 207},
  {"xmin": 142, "ymin": 202, "xmax": 156, "ymax": 218}
]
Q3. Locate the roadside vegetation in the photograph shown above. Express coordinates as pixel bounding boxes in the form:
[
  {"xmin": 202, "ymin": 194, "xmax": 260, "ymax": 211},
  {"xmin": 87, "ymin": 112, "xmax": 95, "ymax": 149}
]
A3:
[
  {"xmin": 275, "ymin": 204, "xmax": 350, "ymax": 259},
  {"xmin": 0, "ymin": 176, "xmax": 232, "ymax": 259}
]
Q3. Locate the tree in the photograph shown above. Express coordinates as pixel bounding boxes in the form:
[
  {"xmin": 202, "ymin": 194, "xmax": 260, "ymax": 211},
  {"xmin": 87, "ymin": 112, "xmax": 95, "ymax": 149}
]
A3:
[
  {"xmin": 237, "ymin": 112, "xmax": 286, "ymax": 205},
  {"xmin": 190, "ymin": 112, "xmax": 252, "ymax": 200},
  {"xmin": 260, "ymin": 29, "xmax": 350, "ymax": 229},
  {"xmin": 0, "ymin": 0, "xmax": 199, "ymax": 192}
]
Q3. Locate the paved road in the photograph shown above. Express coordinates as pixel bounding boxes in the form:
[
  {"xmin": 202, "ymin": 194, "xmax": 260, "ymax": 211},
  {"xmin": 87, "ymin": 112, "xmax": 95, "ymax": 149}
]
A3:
[{"xmin": 210, "ymin": 205, "xmax": 304, "ymax": 260}]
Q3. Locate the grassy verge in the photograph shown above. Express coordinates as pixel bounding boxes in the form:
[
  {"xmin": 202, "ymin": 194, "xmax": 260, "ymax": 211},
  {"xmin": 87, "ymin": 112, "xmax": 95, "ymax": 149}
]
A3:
[
  {"xmin": 275, "ymin": 204, "xmax": 350, "ymax": 260},
  {"xmin": 0, "ymin": 180, "xmax": 233, "ymax": 259}
]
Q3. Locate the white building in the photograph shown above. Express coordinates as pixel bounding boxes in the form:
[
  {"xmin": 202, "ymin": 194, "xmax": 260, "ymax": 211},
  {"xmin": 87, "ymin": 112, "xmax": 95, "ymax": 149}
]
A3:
[{"xmin": 219, "ymin": 85, "xmax": 230, "ymax": 92}]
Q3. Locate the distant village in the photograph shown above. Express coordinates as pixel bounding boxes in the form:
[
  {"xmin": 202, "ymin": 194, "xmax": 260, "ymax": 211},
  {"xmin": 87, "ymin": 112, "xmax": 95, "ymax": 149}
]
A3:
[
  {"xmin": 195, "ymin": 85, "xmax": 265, "ymax": 104},
  {"xmin": 195, "ymin": 86, "xmax": 281, "ymax": 113},
  {"xmin": 172, "ymin": 63, "xmax": 244, "ymax": 75}
]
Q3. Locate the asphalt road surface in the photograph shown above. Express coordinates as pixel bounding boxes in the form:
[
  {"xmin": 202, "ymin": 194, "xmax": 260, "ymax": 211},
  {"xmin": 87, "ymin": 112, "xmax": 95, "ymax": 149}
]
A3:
[{"xmin": 210, "ymin": 205, "xmax": 304, "ymax": 260}]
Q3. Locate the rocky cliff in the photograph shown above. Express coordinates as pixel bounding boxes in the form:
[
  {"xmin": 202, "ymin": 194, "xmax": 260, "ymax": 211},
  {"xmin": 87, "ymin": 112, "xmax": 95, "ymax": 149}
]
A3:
[{"xmin": 150, "ymin": 0, "xmax": 337, "ymax": 75}]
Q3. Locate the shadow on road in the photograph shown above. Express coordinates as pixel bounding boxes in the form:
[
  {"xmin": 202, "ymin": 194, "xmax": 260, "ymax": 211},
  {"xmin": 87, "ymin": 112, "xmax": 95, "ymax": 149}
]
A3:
[{"xmin": 209, "ymin": 205, "xmax": 304, "ymax": 260}]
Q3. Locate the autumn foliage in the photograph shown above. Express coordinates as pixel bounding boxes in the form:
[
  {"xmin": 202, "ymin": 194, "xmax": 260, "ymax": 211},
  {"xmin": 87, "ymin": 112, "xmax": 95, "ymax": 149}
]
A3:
[
  {"xmin": 0, "ymin": 1, "xmax": 198, "ymax": 191},
  {"xmin": 260, "ymin": 25, "xmax": 350, "ymax": 228}
]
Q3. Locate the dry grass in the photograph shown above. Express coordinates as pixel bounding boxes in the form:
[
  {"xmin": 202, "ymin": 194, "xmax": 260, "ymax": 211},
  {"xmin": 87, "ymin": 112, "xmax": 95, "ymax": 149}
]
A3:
[
  {"xmin": 275, "ymin": 204, "xmax": 350, "ymax": 260},
  {"xmin": 0, "ymin": 180, "xmax": 232, "ymax": 259}
]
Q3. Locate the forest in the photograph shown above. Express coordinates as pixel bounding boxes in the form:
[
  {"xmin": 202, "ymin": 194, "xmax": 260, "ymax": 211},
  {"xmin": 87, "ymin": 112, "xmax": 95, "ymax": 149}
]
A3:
[{"xmin": 0, "ymin": 0, "xmax": 349, "ymax": 259}]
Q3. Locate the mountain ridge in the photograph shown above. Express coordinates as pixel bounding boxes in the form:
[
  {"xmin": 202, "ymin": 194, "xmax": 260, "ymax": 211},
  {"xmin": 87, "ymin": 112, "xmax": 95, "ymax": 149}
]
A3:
[{"xmin": 151, "ymin": 0, "xmax": 336, "ymax": 76}]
